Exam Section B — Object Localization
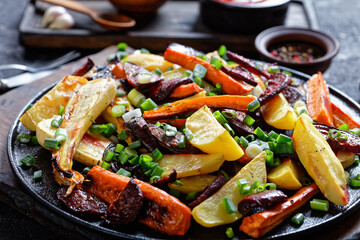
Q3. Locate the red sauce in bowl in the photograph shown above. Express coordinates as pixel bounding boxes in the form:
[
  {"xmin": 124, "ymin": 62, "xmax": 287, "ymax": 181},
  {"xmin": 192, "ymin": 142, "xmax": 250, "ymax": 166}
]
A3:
[{"xmin": 214, "ymin": 0, "xmax": 288, "ymax": 6}]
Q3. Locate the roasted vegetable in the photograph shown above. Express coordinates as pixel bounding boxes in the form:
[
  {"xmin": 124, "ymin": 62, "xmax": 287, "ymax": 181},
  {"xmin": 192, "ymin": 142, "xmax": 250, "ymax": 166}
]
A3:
[
  {"xmin": 239, "ymin": 183, "xmax": 319, "ymax": 238},
  {"xmin": 83, "ymin": 166, "xmax": 192, "ymax": 235},
  {"xmin": 169, "ymin": 82, "xmax": 204, "ymax": 99},
  {"xmin": 168, "ymin": 174, "xmax": 217, "ymax": 194},
  {"xmin": 331, "ymin": 102, "xmax": 360, "ymax": 129},
  {"xmin": 124, "ymin": 53, "xmax": 174, "ymax": 72},
  {"xmin": 293, "ymin": 115, "xmax": 349, "ymax": 205},
  {"xmin": 192, "ymin": 151, "xmax": 267, "ymax": 227}
]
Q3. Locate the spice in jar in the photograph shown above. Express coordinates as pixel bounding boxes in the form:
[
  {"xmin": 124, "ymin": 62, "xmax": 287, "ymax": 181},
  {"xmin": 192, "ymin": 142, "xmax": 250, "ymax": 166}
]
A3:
[{"xmin": 269, "ymin": 42, "xmax": 325, "ymax": 63}]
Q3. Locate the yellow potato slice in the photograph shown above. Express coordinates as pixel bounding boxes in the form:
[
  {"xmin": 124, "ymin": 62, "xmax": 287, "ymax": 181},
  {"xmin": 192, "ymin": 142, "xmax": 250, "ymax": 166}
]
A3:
[
  {"xmin": 158, "ymin": 153, "xmax": 225, "ymax": 178},
  {"xmin": 261, "ymin": 93, "xmax": 297, "ymax": 130},
  {"xmin": 293, "ymin": 114, "xmax": 349, "ymax": 205},
  {"xmin": 168, "ymin": 175, "xmax": 217, "ymax": 194},
  {"xmin": 186, "ymin": 106, "xmax": 244, "ymax": 161},
  {"xmin": 124, "ymin": 53, "xmax": 173, "ymax": 72},
  {"xmin": 192, "ymin": 151, "xmax": 267, "ymax": 227},
  {"xmin": 268, "ymin": 158, "xmax": 305, "ymax": 190},
  {"xmin": 162, "ymin": 68, "xmax": 187, "ymax": 81}
]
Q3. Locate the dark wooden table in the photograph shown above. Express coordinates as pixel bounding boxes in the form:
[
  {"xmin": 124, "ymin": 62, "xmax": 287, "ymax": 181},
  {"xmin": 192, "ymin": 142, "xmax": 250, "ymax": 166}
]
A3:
[{"xmin": 1, "ymin": 0, "xmax": 360, "ymax": 239}]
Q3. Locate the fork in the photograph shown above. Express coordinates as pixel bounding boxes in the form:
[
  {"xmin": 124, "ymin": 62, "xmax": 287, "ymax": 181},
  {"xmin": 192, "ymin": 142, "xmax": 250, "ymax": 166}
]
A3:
[{"xmin": 0, "ymin": 50, "xmax": 81, "ymax": 73}]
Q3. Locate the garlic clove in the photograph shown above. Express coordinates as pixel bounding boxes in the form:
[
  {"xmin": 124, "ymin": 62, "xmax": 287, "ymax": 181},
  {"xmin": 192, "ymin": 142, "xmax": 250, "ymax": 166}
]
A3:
[
  {"xmin": 41, "ymin": 6, "xmax": 67, "ymax": 28},
  {"xmin": 48, "ymin": 13, "xmax": 75, "ymax": 29}
]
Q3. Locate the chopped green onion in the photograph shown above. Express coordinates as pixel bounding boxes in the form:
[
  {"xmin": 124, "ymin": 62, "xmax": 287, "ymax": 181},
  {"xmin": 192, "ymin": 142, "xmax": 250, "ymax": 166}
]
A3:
[
  {"xmin": 153, "ymin": 68, "xmax": 162, "ymax": 76},
  {"xmin": 218, "ymin": 45, "xmax": 227, "ymax": 57},
  {"xmin": 338, "ymin": 124, "xmax": 349, "ymax": 131},
  {"xmin": 247, "ymin": 99, "xmax": 260, "ymax": 112},
  {"xmin": 186, "ymin": 192, "xmax": 197, "ymax": 201},
  {"xmin": 59, "ymin": 105, "xmax": 65, "ymax": 115},
  {"xmin": 328, "ymin": 129, "xmax": 341, "ymax": 139},
  {"xmin": 176, "ymin": 180, "xmax": 184, "ymax": 186},
  {"xmin": 83, "ymin": 167, "xmax": 91, "ymax": 174},
  {"xmin": 194, "ymin": 76, "xmax": 204, "ymax": 88},
  {"xmin": 310, "ymin": 199, "xmax": 329, "ymax": 212},
  {"xmin": 268, "ymin": 66, "xmax": 280, "ymax": 73},
  {"xmin": 31, "ymin": 136, "xmax": 38, "ymax": 145},
  {"xmin": 116, "ymin": 90, "xmax": 126, "ymax": 97},
  {"xmin": 264, "ymin": 183, "xmax": 277, "ymax": 190},
  {"xmin": 225, "ymin": 227, "xmax": 234, "ymax": 239},
  {"xmin": 51, "ymin": 115, "xmax": 63, "ymax": 128},
  {"xmin": 178, "ymin": 135, "xmax": 186, "ymax": 148},
  {"xmin": 115, "ymin": 144, "xmax": 125, "ymax": 153},
  {"xmin": 124, "ymin": 147, "xmax": 137, "ymax": 156},
  {"xmin": 140, "ymin": 98, "xmax": 158, "ymax": 111},
  {"xmin": 349, "ymin": 174, "xmax": 360, "ymax": 188},
  {"xmin": 102, "ymin": 123, "xmax": 117, "ymax": 138},
  {"xmin": 138, "ymin": 73, "xmax": 152, "ymax": 84},
  {"xmin": 282, "ymin": 70, "xmax": 293, "ymax": 76},
  {"xmin": 216, "ymin": 83, "xmax": 222, "ymax": 89},
  {"xmin": 254, "ymin": 127, "xmax": 269, "ymax": 141},
  {"xmin": 140, "ymin": 48, "xmax": 150, "ymax": 54},
  {"xmin": 227, "ymin": 61, "xmax": 237, "ymax": 66},
  {"xmin": 237, "ymin": 179, "xmax": 248, "ymax": 188},
  {"xmin": 213, "ymin": 110, "xmax": 228, "ymax": 125},
  {"xmin": 210, "ymin": 56, "xmax": 223, "ymax": 70},
  {"xmin": 101, "ymin": 161, "xmax": 111, "ymax": 170},
  {"xmin": 240, "ymin": 185, "xmax": 252, "ymax": 195},
  {"xmin": 250, "ymin": 180, "xmax": 261, "ymax": 190},
  {"xmin": 150, "ymin": 165, "xmax": 164, "ymax": 177},
  {"xmin": 150, "ymin": 175, "xmax": 161, "ymax": 184},
  {"xmin": 245, "ymin": 134, "xmax": 255, "ymax": 142},
  {"xmin": 152, "ymin": 148, "xmax": 163, "ymax": 161},
  {"xmin": 164, "ymin": 124, "xmax": 178, "ymax": 137},
  {"xmin": 118, "ymin": 130, "xmax": 129, "ymax": 140},
  {"xmin": 128, "ymin": 88, "xmax": 146, "ymax": 107},
  {"xmin": 354, "ymin": 155, "xmax": 360, "ymax": 165},
  {"xmin": 165, "ymin": 66, "xmax": 173, "ymax": 72},
  {"xmin": 111, "ymin": 105, "xmax": 126, "ymax": 118},
  {"xmin": 117, "ymin": 42, "xmax": 127, "ymax": 51},
  {"xmin": 350, "ymin": 128, "xmax": 360, "ymax": 137},
  {"xmin": 104, "ymin": 150, "xmax": 115, "ymax": 162},
  {"xmin": 169, "ymin": 189, "xmax": 181, "ymax": 198},
  {"xmin": 116, "ymin": 168, "xmax": 131, "ymax": 177},
  {"xmin": 222, "ymin": 197, "xmax": 237, "ymax": 214},
  {"xmin": 256, "ymin": 184, "xmax": 266, "ymax": 193},
  {"xmin": 222, "ymin": 110, "xmax": 236, "ymax": 119},
  {"xmin": 196, "ymin": 55, "xmax": 207, "ymax": 61},
  {"xmin": 274, "ymin": 142, "xmax": 294, "ymax": 154},
  {"xmin": 20, "ymin": 155, "xmax": 36, "ymax": 167},
  {"xmin": 184, "ymin": 69, "xmax": 193, "ymax": 77},
  {"xmin": 243, "ymin": 115, "xmax": 255, "ymax": 126},
  {"xmin": 291, "ymin": 213, "xmax": 305, "ymax": 225},
  {"xmin": 224, "ymin": 123, "xmax": 235, "ymax": 136},
  {"xmin": 267, "ymin": 141, "xmax": 275, "ymax": 151},
  {"xmin": 268, "ymin": 131, "xmax": 279, "ymax": 140},
  {"xmin": 44, "ymin": 138, "xmax": 60, "ymax": 149},
  {"xmin": 193, "ymin": 64, "xmax": 207, "ymax": 79},
  {"xmin": 128, "ymin": 155, "xmax": 139, "ymax": 165},
  {"xmin": 276, "ymin": 133, "xmax": 293, "ymax": 143},
  {"xmin": 184, "ymin": 129, "xmax": 194, "ymax": 140},
  {"xmin": 89, "ymin": 124, "xmax": 108, "ymax": 134},
  {"xmin": 17, "ymin": 133, "xmax": 32, "ymax": 143},
  {"xmin": 33, "ymin": 170, "xmax": 43, "ymax": 181},
  {"xmin": 338, "ymin": 134, "xmax": 348, "ymax": 141},
  {"xmin": 265, "ymin": 150, "xmax": 274, "ymax": 166},
  {"xmin": 129, "ymin": 140, "xmax": 142, "ymax": 150},
  {"xmin": 239, "ymin": 136, "xmax": 249, "ymax": 148}
]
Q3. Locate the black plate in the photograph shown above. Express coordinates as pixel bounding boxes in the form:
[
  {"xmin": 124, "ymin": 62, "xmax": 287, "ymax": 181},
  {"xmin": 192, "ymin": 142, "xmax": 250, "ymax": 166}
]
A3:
[{"xmin": 7, "ymin": 67, "xmax": 360, "ymax": 240}]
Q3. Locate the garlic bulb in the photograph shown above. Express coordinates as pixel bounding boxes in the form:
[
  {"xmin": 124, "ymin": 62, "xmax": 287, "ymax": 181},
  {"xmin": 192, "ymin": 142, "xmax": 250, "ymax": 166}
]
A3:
[
  {"xmin": 41, "ymin": 6, "xmax": 74, "ymax": 29},
  {"xmin": 49, "ymin": 13, "xmax": 74, "ymax": 29}
]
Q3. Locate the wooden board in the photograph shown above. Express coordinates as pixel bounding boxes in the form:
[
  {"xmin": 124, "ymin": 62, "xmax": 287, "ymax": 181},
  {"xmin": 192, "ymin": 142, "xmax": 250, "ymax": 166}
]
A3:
[{"xmin": 19, "ymin": 0, "xmax": 311, "ymax": 52}]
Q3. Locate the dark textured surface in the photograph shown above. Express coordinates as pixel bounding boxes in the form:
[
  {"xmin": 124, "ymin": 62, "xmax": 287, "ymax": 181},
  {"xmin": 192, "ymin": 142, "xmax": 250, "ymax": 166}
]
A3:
[{"xmin": 1, "ymin": 0, "xmax": 360, "ymax": 239}]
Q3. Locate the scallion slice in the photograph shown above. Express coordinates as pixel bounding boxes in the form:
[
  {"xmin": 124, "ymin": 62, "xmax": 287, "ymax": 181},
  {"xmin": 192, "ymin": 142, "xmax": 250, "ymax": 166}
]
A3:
[
  {"xmin": 265, "ymin": 150, "xmax": 274, "ymax": 166},
  {"xmin": 213, "ymin": 110, "xmax": 228, "ymax": 125},
  {"xmin": 89, "ymin": 124, "xmax": 108, "ymax": 134},
  {"xmin": 349, "ymin": 174, "xmax": 360, "ymax": 188},
  {"xmin": 178, "ymin": 135, "xmax": 186, "ymax": 148},
  {"xmin": 31, "ymin": 136, "xmax": 38, "ymax": 145},
  {"xmin": 104, "ymin": 150, "xmax": 115, "ymax": 162},
  {"xmin": 247, "ymin": 99, "xmax": 260, "ymax": 112},
  {"xmin": 222, "ymin": 197, "xmax": 237, "ymax": 214},
  {"xmin": 164, "ymin": 124, "xmax": 178, "ymax": 137},
  {"xmin": 338, "ymin": 124, "xmax": 349, "ymax": 131},
  {"xmin": 128, "ymin": 155, "xmax": 139, "ymax": 166},
  {"xmin": 243, "ymin": 115, "xmax": 255, "ymax": 126},
  {"xmin": 268, "ymin": 66, "xmax": 280, "ymax": 73},
  {"xmin": 310, "ymin": 199, "xmax": 329, "ymax": 212},
  {"xmin": 254, "ymin": 127, "xmax": 269, "ymax": 141},
  {"xmin": 223, "ymin": 123, "xmax": 235, "ymax": 136},
  {"xmin": 117, "ymin": 42, "xmax": 127, "ymax": 51},
  {"xmin": 150, "ymin": 175, "xmax": 161, "ymax": 184},
  {"xmin": 193, "ymin": 64, "xmax": 207, "ymax": 79},
  {"xmin": 59, "ymin": 105, "xmax": 65, "ymax": 115},
  {"xmin": 111, "ymin": 105, "xmax": 126, "ymax": 118},
  {"xmin": 102, "ymin": 123, "xmax": 117, "ymax": 138},
  {"xmin": 268, "ymin": 130, "xmax": 279, "ymax": 140},
  {"xmin": 33, "ymin": 170, "xmax": 43, "ymax": 181},
  {"xmin": 118, "ymin": 130, "xmax": 129, "ymax": 140},
  {"xmin": 328, "ymin": 129, "xmax": 340, "ymax": 139},
  {"xmin": 194, "ymin": 76, "xmax": 204, "ymax": 88},
  {"xmin": 186, "ymin": 191, "xmax": 197, "ymax": 201},
  {"xmin": 175, "ymin": 180, "xmax": 184, "ymax": 186},
  {"xmin": 44, "ymin": 138, "xmax": 60, "ymax": 149},
  {"xmin": 153, "ymin": 68, "xmax": 162, "ymax": 76},
  {"xmin": 51, "ymin": 115, "xmax": 63, "ymax": 128},
  {"xmin": 101, "ymin": 161, "xmax": 111, "ymax": 170},
  {"xmin": 140, "ymin": 98, "xmax": 158, "ymax": 111},
  {"xmin": 245, "ymin": 134, "xmax": 255, "ymax": 142},
  {"xmin": 152, "ymin": 148, "xmax": 163, "ymax": 161},
  {"xmin": 291, "ymin": 213, "xmax": 305, "ymax": 225},
  {"xmin": 116, "ymin": 168, "xmax": 131, "ymax": 177},
  {"xmin": 20, "ymin": 155, "xmax": 36, "ymax": 167},
  {"xmin": 276, "ymin": 133, "xmax": 293, "ymax": 143},
  {"xmin": 129, "ymin": 140, "xmax": 142, "ymax": 150},
  {"xmin": 218, "ymin": 45, "xmax": 227, "ymax": 57},
  {"xmin": 116, "ymin": 90, "xmax": 126, "ymax": 97},
  {"xmin": 140, "ymin": 48, "xmax": 150, "ymax": 54},
  {"xmin": 222, "ymin": 110, "xmax": 236, "ymax": 119},
  {"xmin": 17, "ymin": 133, "xmax": 32, "ymax": 143},
  {"xmin": 115, "ymin": 144, "xmax": 125, "ymax": 153},
  {"xmin": 128, "ymin": 88, "xmax": 146, "ymax": 107},
  {"xmin": 210, "ymin": 56, "xmax": 223, "ymax": 70},
  {"xmin": 184, "ymin": 129, "xmax": 194, "ymax": 140},
  {"xmin": 225, "ymin": 227, "xmax": 234, "ymax": 239},
  {"xmin": 239, "ymin": 136, "xmax": 249, "ymax": 148}
]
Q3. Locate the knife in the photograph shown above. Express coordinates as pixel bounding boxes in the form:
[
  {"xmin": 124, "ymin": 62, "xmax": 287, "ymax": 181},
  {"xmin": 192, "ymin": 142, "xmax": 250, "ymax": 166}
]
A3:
[{"xmin": 0, "ymin": 69, "xmax": 56, "ymax": 93}]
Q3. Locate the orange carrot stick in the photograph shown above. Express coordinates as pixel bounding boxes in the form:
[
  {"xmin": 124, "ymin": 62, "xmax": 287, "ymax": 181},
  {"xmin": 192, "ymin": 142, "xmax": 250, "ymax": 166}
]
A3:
[
  {"xmin": 83, "ymin": 166, "xmax": 191, "ymax": 236},
  {"xmin": 111, "ymin": 63, "xmax": 126, "ymax": 79},
  {"xmin": 306, "ymin": 72, "xmax": 333, "ymax": 126},
  {"xmin": 169, "ymin": 83, "xmax": 204, "ymax": 98},
  {"xmin": 149, "ymin": 119, "xmax": 187, "ymax": 128},
  {"xmin": 164, "ymin": 48, "xmax": 253, "ymax": 95},
  {"xmin": 239, "ymin": 183, "xmax": 319, "ymax": 238},
  {"xmin": 142, "ymin": 95, "xmax": 256, "ymax": 120},
  {"xmin": 331, "ymin": 102, "xmax": 360, "ymax": 129}
]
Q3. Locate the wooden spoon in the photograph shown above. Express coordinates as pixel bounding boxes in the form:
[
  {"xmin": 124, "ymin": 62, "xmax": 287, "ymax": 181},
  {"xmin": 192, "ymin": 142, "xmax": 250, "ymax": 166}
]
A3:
[{"xmin": 41, "ymin": 0, "xmax": 136, "ymax": 31}]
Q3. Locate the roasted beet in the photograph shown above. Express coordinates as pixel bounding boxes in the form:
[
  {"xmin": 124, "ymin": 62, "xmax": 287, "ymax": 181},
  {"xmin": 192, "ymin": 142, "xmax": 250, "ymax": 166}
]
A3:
[
  {"xmin": 188, "ymin": 173, "xmax": 226, "ymax": 209},
  {"xmin": 313, "ymin": 122, "xmax": 360, "ymax": 153},
  {"xmin": 147, "ymin": 77, "xmax": 193, "ymax": 103},
  {"xmin": 226, "ymin": 51, "xmax": 271, "ymax": 79},
  {"xmin": 57, "ymin": 186, "xmax": 108, "ymax": 214},
  {"xmin": 104, "ymin": 179, "xmax": 143, "ymax": 224},
  {"xmin": 221, "ymin": 66, "xmax": 257, "ymax": 86},
  {"xmin": 72, "ymin": 58, "xmax": 94, "ymax": 77},
  {"xmin": 258, "ymin": 73, "xmax": 292, "ymax": 104},
  {"xmin": 237, "ymin": 190, "xmax": 288, "ymax": 215},
  {"xmin": 167, "ymin": 42, "xmax": 204, "ymax": 57},
  {"xmin": 224, "ymin": 109, "xmax": 254, "ymax": 136},
  {"xmin": 151, "ymin": 169, "xmax": 177, "ymax": 190},
  {"xmin": 124, "ymin": 62, "xmax": 162, "ymax": 90},
  {"xmin": 282, "ymin": 85, "xmax": 306, "ymax": 106}
]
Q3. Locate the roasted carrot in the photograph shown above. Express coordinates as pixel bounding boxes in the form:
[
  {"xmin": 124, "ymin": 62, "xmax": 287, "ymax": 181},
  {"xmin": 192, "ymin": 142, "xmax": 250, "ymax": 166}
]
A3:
[
  {"xmin": 164, "ymin": 48, "xmax": 253, "ymax": 95},
  {"xmin": 169, "ymin": 83, "xmax": 204, "ymax": 98},
  {"xmin": 142, "ymin": 95, "xmax": 256, "ymax": 120},
  {"xmin": 83, "ymin": 166, "xmax": 191, "ymax": 236},
  {"xmin": 306, "ymin": 72, "xmax": 333, "ymax": 126},
  {"xmin": 111, "ymin": 63, "xmax": 126, "ymax": 79},
  {"xmin": 149, "ymin": 118, "xmax": 187, "ymax": 128},
  {"xmin": 331, "ymin": 102, "xmax": 360, "ymax": 129},
  {"xmin": 239, "ymin": 183, "xmax": 319, "ymax": 238}
]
